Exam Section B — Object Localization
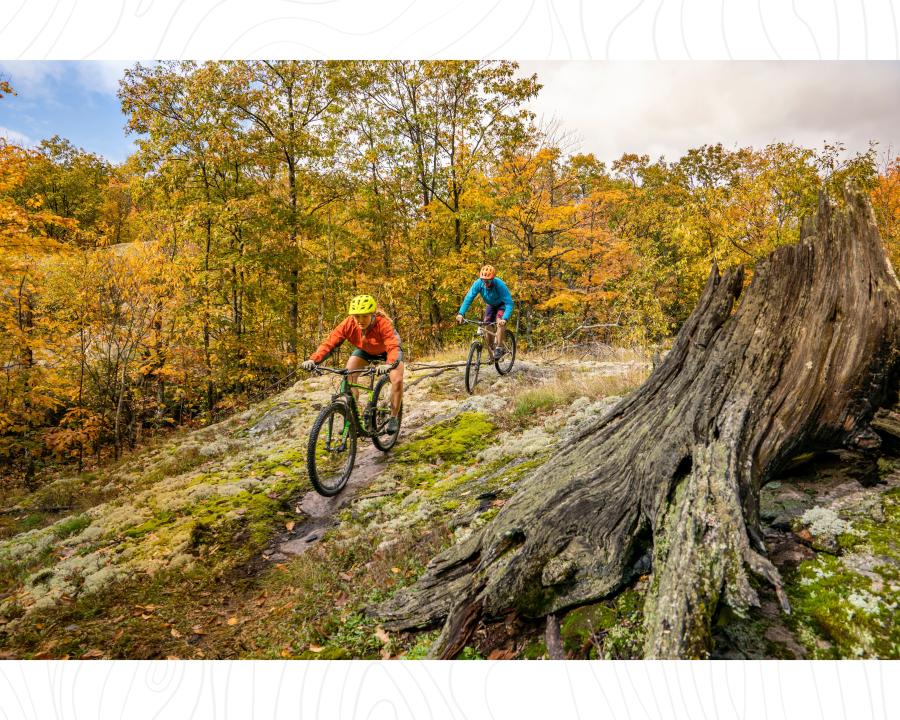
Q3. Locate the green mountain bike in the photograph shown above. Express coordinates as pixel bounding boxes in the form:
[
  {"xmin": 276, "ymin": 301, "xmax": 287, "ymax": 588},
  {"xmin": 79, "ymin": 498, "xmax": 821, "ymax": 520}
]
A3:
[
  {"xmin": 462, "ymin": 318, "xmax": 517, "ymax": 394},
  {"xmin": 305, "ymin": 365, "xmax": 402, "ymax": 496}
]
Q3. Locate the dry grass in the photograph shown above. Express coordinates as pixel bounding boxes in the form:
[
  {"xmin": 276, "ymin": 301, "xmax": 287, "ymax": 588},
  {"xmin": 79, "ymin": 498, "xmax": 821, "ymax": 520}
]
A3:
[
  {"xmin": 510, "ymin": 366, "xmax": 649, "ymax": 421},
  {"xmin": 526, "ymin": 343, "xmax": 655, "ymax": 365},
  {"xmin": 407, "ymin": 343, "xmax": 471, "ymax": 366}
]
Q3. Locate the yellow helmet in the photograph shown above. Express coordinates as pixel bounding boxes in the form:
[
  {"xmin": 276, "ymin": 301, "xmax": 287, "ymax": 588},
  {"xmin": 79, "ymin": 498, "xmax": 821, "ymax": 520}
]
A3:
[
  {"xmin": 348, "ymin": 294, "xmax": 377, "ymax": 315},
  {"xmin": 480, "ymin": 265, "xmax": 496, "ymax": 280}
]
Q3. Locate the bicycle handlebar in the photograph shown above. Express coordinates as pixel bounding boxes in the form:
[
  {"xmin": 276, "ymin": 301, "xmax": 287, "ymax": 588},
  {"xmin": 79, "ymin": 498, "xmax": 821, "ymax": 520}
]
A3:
[
  {"xmin": 310, "ymin": 365, "xmax": 379, "ymax": 377},
  {"xmin": 459, "ymin": 317, "xmax": 502, "ymax": 326}
]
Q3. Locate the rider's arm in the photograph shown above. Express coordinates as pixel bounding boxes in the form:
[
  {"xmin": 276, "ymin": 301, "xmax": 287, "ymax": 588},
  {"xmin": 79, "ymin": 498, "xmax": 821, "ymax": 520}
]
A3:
[
  {"xmin": 310, "ymin": 317, "xmax": 352, "ymax": 363},
  {"xmin": 458, "ymin": 279, "xmax": 482, "ymax": 316},
  {"xmin": 495, "ymin": 277, "xmax": 514, "ymax": 317}
]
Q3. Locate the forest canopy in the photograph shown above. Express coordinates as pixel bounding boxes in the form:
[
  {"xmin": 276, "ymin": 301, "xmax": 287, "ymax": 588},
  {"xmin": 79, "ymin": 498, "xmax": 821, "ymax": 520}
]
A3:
[{"xmin": 1, "ymin": 60, "xmax": 898, "ymax": 485}]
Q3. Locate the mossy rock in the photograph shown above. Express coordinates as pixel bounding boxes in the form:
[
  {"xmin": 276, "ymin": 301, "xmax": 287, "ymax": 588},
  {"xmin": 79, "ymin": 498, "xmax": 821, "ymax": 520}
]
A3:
[
  {"xmin": 299, "ymin": 647, "xmax": 352, "ymax": 660},
  {"xmin": 122, "ymin": 510, "xmax": 177, "ymax": 539},
  {"xmin": 521, "ymin": 638, "xmax": 548, "ymax": 660},
  {"xmin": 560, "ymin": 603, "xmax": 618, "ymax": 656},
  {"xmin": 396, "ymin": 412, "xmax": 495, "ymax": 465},
  {"xmin": 52, "ymin": 514, "xmax": 91, "ymax": 540},
  {"xmin": 786, "ymin": 489, "xmax": 900, "ymax": 658}
]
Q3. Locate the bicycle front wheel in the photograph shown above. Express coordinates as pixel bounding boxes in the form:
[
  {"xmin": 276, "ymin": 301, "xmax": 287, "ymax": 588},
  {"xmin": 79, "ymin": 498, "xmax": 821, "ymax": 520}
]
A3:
[
  {"xmin": 371, "ymin": 375, "xmax": 402, "ymax": 452},
  {"xmin": 465, "ymin": 342, "xmax": 481, "ymax": 394},
  {"xmin": 306, "ymin": 402, "xmax": 357, "ymax": 496},
  {"xmin": 495, "ymin": 330, "xmax": 517, "ymax": 375}
]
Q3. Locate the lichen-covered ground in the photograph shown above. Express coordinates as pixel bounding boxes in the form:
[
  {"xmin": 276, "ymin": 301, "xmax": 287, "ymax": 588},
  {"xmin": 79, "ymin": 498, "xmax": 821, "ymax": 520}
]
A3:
[{"xmin": 1, "ymin": 349, "xmax": 898, "ymax": 659}]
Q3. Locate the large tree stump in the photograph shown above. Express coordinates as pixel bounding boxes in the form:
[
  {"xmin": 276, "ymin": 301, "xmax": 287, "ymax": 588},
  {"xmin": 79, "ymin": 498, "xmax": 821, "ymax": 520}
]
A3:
[{"xmin": 376, "ymin": 187, "xmax": 900, "ymax": 658}]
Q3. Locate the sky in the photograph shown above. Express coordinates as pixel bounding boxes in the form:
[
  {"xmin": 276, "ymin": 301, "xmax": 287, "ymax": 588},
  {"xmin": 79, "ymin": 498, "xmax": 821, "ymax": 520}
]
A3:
[
  {"xmin": 0, "ymin": 61, "xmax": 136, "ymax": 162},
  {"xmin": 1, "ymin": 61, "xmax": 899, "ymax": 165},
  {"xmin": 517, "ymin": 61, "xmax": 900, "ymax": 164}
]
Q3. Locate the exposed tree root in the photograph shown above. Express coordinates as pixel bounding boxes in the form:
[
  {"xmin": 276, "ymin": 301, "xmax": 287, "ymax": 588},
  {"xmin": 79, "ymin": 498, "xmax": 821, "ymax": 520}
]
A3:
[{"xmin": 374, "ymin": 187, "xmax": 900, "ymax": 658}]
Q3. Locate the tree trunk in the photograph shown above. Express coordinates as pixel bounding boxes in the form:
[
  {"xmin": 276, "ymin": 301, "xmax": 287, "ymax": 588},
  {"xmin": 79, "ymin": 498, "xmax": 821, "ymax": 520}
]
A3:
[{"xmin": 375, "ymin": 187, "xmax": 900, "ymax": 659}]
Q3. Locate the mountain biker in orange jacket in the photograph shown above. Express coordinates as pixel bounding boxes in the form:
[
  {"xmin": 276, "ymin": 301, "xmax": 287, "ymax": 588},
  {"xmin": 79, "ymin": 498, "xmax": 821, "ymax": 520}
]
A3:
[{"xmin": 301, "ymin": 295, "xmax": 404, "ymax": 434}]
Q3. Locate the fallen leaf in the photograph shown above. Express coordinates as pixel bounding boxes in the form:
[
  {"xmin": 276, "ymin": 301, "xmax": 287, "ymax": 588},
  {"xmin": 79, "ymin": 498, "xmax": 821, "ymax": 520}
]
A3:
[
  {"xmin": 170, "ymin": 628, "xmax": 182, "ymax": 638},
  {"xmin": 166, "ymin": 655, "xmax": 180, "ymax": 660},
  {"xmin": 338, "ymin": 572, "xmax": 353, "ymax": 581},
  {"xmin": 140, "ymin": 613, "xmax": 152, "ymax": 620},
  {"xmin": 491, "ymin": 499, "xmax": 506, "ymax": 508},
  {"xmin": 381, "ymin": 647, "xmax": 391, "ymax": 660},
  {"xmin": 487, "ymin": 648, "xmax": 516, "ymax": 660},
  {"xmin": 81, "ymin": 649, "xmax": 105, "ymax": 659},
  {"xmin": 113, "ymin": 629, "xmax": 125, "ymax": 641},
  {"xmin": 226, "ymin": 617, "xmax": 239, "ymax": 626},
  {"xmin": 308, "ymin": 644, "xmax": 324, "ymax": 653},
  {"xmin": 374, "ymin": 627, "xmax": 390, "ymax": 644},
  {"xmin": 191, "ymin": 625, "xmax": 206, "ymax": 635},
  {"xmin": 285, "ymin": 520, "xmax": 296, "ymax": 532},
  {"xmin": 390, "ymin": 567, "xmax": 401, "ymax": 574}
]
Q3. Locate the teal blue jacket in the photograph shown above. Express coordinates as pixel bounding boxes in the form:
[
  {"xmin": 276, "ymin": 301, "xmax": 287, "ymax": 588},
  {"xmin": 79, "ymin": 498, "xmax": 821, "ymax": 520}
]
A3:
[{"xmin": 459, "ymin": 277, "xmax": 515, "ymax": 316}]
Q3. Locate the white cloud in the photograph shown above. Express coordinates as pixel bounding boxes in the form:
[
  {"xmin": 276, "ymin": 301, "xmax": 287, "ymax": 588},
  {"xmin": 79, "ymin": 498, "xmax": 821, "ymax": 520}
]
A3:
[
  {"xmin": 518, "ymin": 62, "xmax": 900, "ymax": 164},
  {"xmin": 73, "ymin": 61, "xmax": 134, "ymax": 95},
  {"xmin": 0, "ymin": 62, "xmax": 66, "ymax": 101},
  {"xmin": 0, "ymin": 61, "xmax": 133, "ymax": 100},
  {"xmin": 0, "ymin": 125, "xmax": 33, "ymax": 146}
]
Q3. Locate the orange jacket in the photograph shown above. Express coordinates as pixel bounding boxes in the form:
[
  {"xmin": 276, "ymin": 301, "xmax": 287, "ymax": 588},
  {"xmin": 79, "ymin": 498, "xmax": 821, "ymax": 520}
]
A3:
[{"xmin": 310, "ymin": 313, "xmax": 402, "ymax": 364}]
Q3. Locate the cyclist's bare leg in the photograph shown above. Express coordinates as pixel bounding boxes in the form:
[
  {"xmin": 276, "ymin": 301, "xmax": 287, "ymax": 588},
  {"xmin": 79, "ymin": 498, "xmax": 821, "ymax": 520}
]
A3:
[
  {"xmin": 345, "ymin": 354, "xmax": 367, "ymax": 402},
  {"xmin": 495, "ymin": 319, "xmax": 505, "ymax": 348},
  {"xmin": 388, "ymin": 362, "xmax": 405, "ymax": 417}
]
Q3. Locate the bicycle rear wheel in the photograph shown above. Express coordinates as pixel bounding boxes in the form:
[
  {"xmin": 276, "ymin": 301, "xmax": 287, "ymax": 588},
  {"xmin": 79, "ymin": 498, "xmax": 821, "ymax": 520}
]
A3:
[
  {"xmin": 371, "ymin": 375, "xmax": 402, "ymax": 451},
  {"xmin": 494, "ymin": 330, "xmax": 517, "ymax": 375},
  {"xmin": 465, "ymin": 342, "xmax": 482, "ymax": 394},
  {"xmin": 306, "ymin": 402, "xmax": 357, "ymax": 496}
]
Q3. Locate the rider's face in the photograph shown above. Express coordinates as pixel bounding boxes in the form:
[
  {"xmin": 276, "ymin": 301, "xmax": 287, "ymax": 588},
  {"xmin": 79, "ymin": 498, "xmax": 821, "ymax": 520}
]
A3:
[
  {"xmin": 483, "ymin": 278, "xmax": 493, "ymax": 288},
  {"xmin": 352, "ymin": 313, "xmax": 373, "ymax": 329}
]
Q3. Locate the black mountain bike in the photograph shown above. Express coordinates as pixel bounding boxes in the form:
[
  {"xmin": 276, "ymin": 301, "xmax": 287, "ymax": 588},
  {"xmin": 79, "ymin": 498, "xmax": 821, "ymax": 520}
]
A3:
[
  {"xmin": 461, "ymin": 318, "xmax": 517, "ymax": 394},
  {"xmin": 305, "ymin": 365, "xmax": 402, "ymax": 496}
]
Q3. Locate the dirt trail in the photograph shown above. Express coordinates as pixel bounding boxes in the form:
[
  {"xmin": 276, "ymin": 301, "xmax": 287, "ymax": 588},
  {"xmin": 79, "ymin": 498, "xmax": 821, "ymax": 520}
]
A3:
[
  {"xmin": 276, "ymin": 438, "xmax": 397, "ymax": 557},
  {"xmin": 273, "ymin": 392, "xmax": 471, "ymax": 558}
]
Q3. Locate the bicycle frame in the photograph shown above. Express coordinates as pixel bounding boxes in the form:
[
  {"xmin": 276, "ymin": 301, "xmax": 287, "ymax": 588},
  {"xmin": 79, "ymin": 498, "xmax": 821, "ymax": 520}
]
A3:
[
  {"xmin": 315, "ymin": 366, "xmax": 381, "ymax": 440},
  {"xmin": 462, "ymin": 318, "xmax": 500, "ymax": 348}
]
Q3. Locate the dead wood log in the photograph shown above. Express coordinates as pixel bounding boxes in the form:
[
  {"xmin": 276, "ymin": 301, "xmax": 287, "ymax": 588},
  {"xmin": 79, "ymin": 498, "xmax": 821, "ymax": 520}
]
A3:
[{"xmin": 375, "ymin": 187, "xmax": 900, "ymax": 658}]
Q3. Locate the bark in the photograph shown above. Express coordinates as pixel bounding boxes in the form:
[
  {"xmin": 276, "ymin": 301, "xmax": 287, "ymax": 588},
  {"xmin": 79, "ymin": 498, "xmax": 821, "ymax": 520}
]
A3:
[{"xmin": 375, "ymin": 187, "xmax": 900, "ymax": 658}]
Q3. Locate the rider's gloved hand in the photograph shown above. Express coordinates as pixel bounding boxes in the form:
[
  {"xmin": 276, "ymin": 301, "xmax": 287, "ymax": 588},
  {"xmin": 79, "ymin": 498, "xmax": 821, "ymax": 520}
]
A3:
[
  {"xmin": 301, "ymin": 360, "xmax": 316, "ymax": 372},
  {"xmin": 375, "ymin": 363, "xmax": 393, "ymax": 376},
  {"xmin": 456, "ymin": 314, "xmax": 464, "ymax": 324}
]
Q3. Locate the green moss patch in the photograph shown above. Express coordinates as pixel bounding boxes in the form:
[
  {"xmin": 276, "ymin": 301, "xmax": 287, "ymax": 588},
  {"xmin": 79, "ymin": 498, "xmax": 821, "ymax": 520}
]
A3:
[
  {"xmin": 556, "ymin": 586, "xmax": 647, "ymax": 659},
  {"xmin": 52, "ymin": 515, "xmax": 91, "ymax": 540},
  {"xmin": 396, "ymin": 412, "xmax": 495, "ymax": 465},
  {"xmin": 785, "ymin": 487, "xmax": 900, "ymax": 658}
]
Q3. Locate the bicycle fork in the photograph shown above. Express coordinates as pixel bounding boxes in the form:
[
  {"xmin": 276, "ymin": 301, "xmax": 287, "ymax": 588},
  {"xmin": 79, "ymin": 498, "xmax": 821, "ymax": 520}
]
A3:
[{"xmin": 325, "ymin": 407, "xmax": 352, "ymax": 452}]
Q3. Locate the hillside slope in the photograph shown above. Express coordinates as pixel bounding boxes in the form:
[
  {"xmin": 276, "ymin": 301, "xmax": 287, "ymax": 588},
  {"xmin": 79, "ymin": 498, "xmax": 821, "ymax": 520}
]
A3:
[{"xmin": 1, "ymin": 352, "xmax": 898, "ymax": 659}]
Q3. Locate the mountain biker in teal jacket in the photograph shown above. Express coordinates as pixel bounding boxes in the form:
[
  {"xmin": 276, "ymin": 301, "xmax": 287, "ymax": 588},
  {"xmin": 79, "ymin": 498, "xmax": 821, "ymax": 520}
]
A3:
[{"xmin": 456, "ymin": 265, "xmax": 514, "ymax": 360}]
